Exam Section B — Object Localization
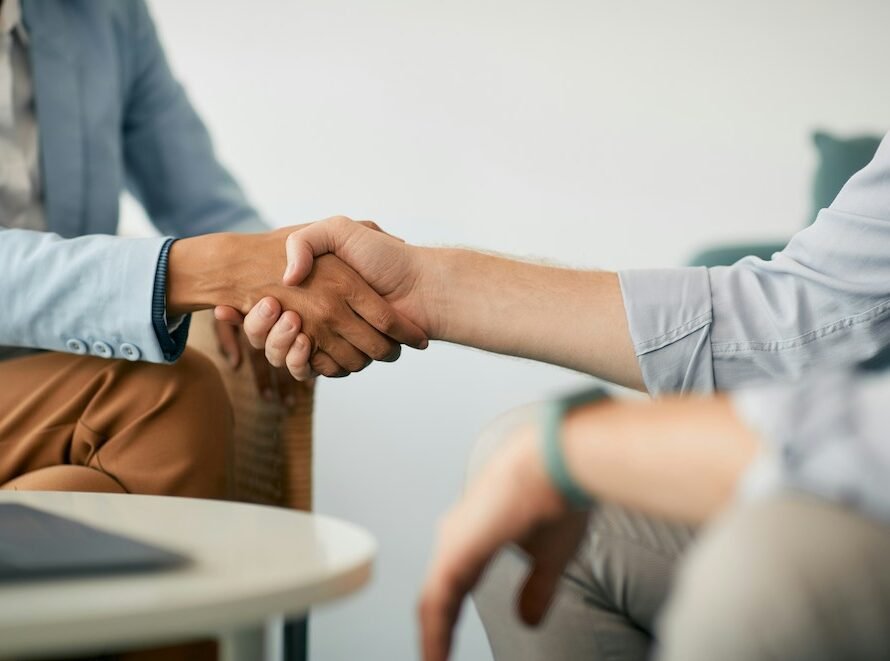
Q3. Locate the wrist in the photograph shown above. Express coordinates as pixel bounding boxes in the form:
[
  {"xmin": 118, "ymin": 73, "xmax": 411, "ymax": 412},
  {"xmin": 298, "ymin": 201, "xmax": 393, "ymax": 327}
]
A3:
[
  {"xmin": 167, "ymin": 232, "xmax": 266, "ymax": 316},
  {"xmin": 411, "ymin": 246, "xmax": 477, "ymax": 341},
  {"xmin": 407, "ymin": 245, "xmax": 452, "ymax": 340},
  {"xmin": 510, "ymin": 427, "xmax": 571, "ymax": 520}
]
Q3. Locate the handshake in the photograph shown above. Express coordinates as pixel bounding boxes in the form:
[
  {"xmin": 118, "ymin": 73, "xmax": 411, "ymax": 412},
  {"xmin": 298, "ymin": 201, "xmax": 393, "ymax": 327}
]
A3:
[{"xmin": 167, "ymin": 216, "xmax": 443, "ymax": 382}]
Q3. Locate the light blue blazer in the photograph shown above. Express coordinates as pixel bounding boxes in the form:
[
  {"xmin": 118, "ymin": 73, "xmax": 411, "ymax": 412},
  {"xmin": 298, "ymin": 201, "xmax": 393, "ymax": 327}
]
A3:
[{"xmin": 1, "ymin": 0, "xmax": 267, "ymax": 363}]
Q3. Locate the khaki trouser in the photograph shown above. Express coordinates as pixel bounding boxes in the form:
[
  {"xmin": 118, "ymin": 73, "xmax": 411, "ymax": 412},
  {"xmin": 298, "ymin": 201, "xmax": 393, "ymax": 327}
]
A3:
[
  {"xmin": 0, "ymin": 348, "xmax": 231, "ymax": 661},
  {"xmin": 470, "ymin": 406, "xmax": 890, "ymax": 661},
  {"xmin": 0, "ymin": 349, "xmax": 229, "ymax": 497}
]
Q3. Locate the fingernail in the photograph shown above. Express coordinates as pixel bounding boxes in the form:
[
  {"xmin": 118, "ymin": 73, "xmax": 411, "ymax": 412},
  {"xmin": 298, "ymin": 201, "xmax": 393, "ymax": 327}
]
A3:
[
  {"xmin": 283, "ymin": 262, "xmax": 295, "ymax": 281},
  {"xmin": 259, "ymin": 301, "xmax": 275, "ymax": 318},
  {"xmin": 419, "ymin": 339, "xmax": 429, "ymax": 350},
  {"xmin": 280, "ymin": 319, "xmax": 295, "ymax": 333}
]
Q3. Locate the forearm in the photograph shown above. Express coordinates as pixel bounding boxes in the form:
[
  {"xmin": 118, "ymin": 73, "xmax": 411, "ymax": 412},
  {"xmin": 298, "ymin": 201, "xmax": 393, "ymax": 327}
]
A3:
[
  {"xmin": 417, "ymin": 247, "xmax": 644, "ymax": 390},
  {"xmin": 561, "ymin": 396, "xmax": 761, "ymax": 522}
]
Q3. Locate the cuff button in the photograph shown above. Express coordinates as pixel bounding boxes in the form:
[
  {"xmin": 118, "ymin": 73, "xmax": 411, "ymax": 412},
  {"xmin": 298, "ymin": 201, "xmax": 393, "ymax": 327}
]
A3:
[
  {"xmin": 119, "ymin": 343, "xmax": 141, "ymax": 362},
  {"xmin": 65, "ymin": 338, "xmax": 88, "ymax": 355},
  {"xmin": 91, "ymin": 341, "xmax": 113, "ymax": 359}
]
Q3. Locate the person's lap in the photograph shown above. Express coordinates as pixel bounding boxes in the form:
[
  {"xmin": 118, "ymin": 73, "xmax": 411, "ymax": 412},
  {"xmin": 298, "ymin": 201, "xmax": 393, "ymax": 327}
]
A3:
[
  {"xmin": 470, "ymin": 405, "xmax": 890, "ymax": 661},
  {"xmin": 0, "ymin": 348, "xmax": 230, "ymax": 498}
]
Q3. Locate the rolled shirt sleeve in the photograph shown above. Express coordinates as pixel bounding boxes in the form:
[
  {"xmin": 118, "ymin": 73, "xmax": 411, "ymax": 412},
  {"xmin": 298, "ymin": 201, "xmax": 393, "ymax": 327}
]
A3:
[
  {"xmin": 619, "ymin": 131, "xmax": 890, "ymax": 395},
  {"xmin": 732, "ymin": 369, "xmax": 890, "ymax": 523}
]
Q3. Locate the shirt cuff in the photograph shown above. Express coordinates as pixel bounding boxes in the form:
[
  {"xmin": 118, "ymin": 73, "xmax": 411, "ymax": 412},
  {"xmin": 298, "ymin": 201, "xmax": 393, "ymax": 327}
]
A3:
[
  {"xmin": 617, "ymin": 267, "xmax": 715, "ymax": 394},
  {"xmin": 151, "ymin": 238, "xmax": 191, "ymax": 362}
]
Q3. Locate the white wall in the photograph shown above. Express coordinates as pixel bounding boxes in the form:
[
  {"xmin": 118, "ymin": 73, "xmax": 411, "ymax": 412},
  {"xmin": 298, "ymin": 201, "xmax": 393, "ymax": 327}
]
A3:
[{"xmin": 142, "ymin": 1, "xmax": 890, "ymax": 658}]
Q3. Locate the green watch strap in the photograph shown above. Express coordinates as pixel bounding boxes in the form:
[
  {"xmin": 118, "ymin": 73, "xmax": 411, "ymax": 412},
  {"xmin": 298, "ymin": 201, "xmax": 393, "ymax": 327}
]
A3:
[{"xmin": 540, "ymin": 386, "xmax": 610, "ymax": 509}]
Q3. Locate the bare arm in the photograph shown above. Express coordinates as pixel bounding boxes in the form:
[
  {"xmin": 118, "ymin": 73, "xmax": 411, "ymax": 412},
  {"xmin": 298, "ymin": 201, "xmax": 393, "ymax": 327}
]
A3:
[
  {"xmin": 417, "ymin": 248, "xmax": 643, "ymax": 389},
  {"xmin": 247, "ymin": 216, "xmax": 644, "ymax": 388}
]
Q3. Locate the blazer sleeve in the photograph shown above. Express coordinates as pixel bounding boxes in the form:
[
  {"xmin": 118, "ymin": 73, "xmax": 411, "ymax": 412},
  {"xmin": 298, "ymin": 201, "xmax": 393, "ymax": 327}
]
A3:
[
  {"xmin": 0, "ymin": 228, "xmax": 179, "ymax": 363},
  {"xmin": 121, "ymin": 0, "xmax": 270, "ymax": 237}
]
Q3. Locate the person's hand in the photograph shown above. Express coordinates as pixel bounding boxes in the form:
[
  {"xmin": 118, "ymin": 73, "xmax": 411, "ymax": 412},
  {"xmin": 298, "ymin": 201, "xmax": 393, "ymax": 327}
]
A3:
[
  {"xmin": 168, "ymin": 224, "xmax": 429, "ymax": 378},
  {"xmin": 282, "ymin": 216, "xmax": 436, "ymax": 332},
  {"xmin": 233, "ymin": 216, "xmax": 439, "ymax": 380},
  {"xmin": 418, "ymin": 425, "xmax": 590, "ymax": 661},
  {"xmin": 213, "ymin": 316, "xmax": 305, "ymax": 405}
]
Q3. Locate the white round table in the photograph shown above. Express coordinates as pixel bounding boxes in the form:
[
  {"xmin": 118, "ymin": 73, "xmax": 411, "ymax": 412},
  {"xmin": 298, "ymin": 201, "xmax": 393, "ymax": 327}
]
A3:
[{"xmin": 0, "ymin": 491, "xmax": 375, "ymax": 660}]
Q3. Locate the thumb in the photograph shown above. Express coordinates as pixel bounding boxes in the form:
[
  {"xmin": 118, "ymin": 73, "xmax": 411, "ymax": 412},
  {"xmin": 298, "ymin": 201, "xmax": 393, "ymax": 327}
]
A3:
[
  {"xmin": 283, "ymin": 216, "xmax": 353, "ymax": 286},
  {"xmin": 517, "ymin": 562, "xmax": 563, "ymax": 627},
  {"xmin": 214, "ymin": 305, "xmax": 245, "ymax": 325}
]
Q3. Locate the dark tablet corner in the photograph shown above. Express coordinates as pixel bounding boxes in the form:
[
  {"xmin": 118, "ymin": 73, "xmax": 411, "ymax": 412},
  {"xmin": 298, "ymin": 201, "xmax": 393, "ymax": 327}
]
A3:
[{"xmin": 0, "ymin": 503, "xmax": 189, "ymax": 581}]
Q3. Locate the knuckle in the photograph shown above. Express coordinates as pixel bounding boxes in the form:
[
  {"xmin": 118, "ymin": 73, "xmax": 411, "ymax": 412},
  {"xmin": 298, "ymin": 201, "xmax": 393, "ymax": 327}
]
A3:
[
  {"xmin": 369, "ymin": 340, "xmax": 398, "ymax": 362},
  {"xmin": 284, "ymin": 351, "xmax": 307, "ymax": 372},
  {"xmin": 265, "ymin": 351, "xmax": 284, "ymax": 368},
  {"xmin": 373, "ymin": 308, "xmax": 397, "ymax": 333},
  {"xmin": 343, "ymin": 355, "xmax": 370, "ymax": 373},
  {"xmin": 287, "ymin": 364, "xmax": 310, "ymax": 382},
  {"xmin": 314, "ymin": 300, "xmax": 336, "ymax": 323}
]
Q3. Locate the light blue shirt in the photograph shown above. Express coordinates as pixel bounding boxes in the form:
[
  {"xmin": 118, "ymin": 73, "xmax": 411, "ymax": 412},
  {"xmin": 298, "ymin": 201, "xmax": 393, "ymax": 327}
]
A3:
[
  {"xmin": 619, "ymin": 131, "xmax": 890, "ymax": 520},
  {"xmin": 0, "ymin": 1, "xmax": 267, "ymax": 364}
]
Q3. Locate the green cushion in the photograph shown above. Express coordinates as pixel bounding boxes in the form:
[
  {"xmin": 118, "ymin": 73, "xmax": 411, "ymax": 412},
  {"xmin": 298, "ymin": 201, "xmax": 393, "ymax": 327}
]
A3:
[
  {"xmin": 809, "ymin": 131, "xmax": 882, "ymax": 224},
  {"xmin": 687, "ymin": 242, "xmax": 786, "ymax": 268}
]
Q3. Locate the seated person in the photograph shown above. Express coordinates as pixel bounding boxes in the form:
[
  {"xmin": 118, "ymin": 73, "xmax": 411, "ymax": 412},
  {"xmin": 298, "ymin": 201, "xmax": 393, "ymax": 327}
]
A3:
[
  {"xmin": 0, "ymin": 0, "xmax": 424, "ymax": 497},
  {"xmin": 234, "ymin": 132, "xmax": 890, "ymax": 659}
]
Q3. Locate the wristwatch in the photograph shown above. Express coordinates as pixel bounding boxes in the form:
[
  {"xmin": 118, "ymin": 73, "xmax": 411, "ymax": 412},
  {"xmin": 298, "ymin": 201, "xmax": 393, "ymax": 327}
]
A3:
[{"xmin": 539, "ymin": 386, "xmax": 611, "ymax": 509}]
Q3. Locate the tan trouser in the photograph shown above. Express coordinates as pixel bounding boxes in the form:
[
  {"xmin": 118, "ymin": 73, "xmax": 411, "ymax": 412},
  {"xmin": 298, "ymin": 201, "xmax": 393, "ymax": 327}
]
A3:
[
  {"xmin": 471, "ymin": 405, "xmax": 890, "ymax": 661},
  {"xmin": 0, "ymin": 348, "xmax": 231, "ymax": 661},
  {"xmin": 0, "ymin": 348, "xmax": 230, "ymax": 497}
]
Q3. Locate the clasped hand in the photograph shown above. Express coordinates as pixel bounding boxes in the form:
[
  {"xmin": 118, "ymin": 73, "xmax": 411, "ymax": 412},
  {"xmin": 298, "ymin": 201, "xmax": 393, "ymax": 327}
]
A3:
[{"xmin": 215, "ymin": 216, "xmax": 430, "ymax": 380}]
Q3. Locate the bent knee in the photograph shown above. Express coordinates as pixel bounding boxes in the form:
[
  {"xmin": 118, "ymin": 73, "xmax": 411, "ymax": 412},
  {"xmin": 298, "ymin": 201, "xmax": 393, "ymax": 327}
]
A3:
[
  {"xmin": 659, "ymin": 495, "xmax": 890, "ymax": 661},
  {"xmin": 466, "ymin": 404, "xmax": 540, "ymax": 486}
]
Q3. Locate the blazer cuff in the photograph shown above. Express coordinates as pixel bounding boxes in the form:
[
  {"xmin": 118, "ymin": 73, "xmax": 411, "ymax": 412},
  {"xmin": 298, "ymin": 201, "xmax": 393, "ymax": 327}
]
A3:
[{"xmin": 151, "ymin": 238, "xmax": 191, "ymax": 362}]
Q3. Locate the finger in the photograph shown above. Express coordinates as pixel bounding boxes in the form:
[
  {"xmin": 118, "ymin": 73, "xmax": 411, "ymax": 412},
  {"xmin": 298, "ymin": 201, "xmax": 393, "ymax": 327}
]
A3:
[
  {"xmin": 247, "ymin": 344, "xmax": 276, "ymax": 401},
  {"xmin": 214, "ymin": 319, "xmax": 242, "ymax": 368},
  {"xmin": 243, "ymin": 296, "xmax": 283, "ymax": 350},
  {"xmin": 517, "ymin": 513, "xmax": 589, "ymax": 626},
  {"xmin": 285, "ymin": 333, "xmax": 314, "ymax": 382},
  {"xmin": 283, "ymin": 216, "xmax": 356, "ymax": 286},
  {"xmin": 214, "ymin": 305, "xmax": 245, "ymax": 325},
  {"xmin": 310, "ymin": 350, "xmax": 349, "ymax": 379},
  {"xmin": 336, "ymin": 311, "xmax": 402, "ymax": 363},
  {"xmin": 319, "ymin": 336, "xmax": 372, "ymax": 375},
  {"xmin": 419, "ymin": 577, "xmax": 460, "ymax": 661},
  {"xmin": 419, "ymin": 546, "xmax": 476, "ymax": 661},
  {"xmin": 347, "ymin": 285, "xmax": 429, "ymax": 350},
  {"xmin": 517, "ymin": 561, "xmax": 564, "ymax": 626},
  {"xmin": 265, "ymin": 311, "xmax": 302, "ymax": 368}
]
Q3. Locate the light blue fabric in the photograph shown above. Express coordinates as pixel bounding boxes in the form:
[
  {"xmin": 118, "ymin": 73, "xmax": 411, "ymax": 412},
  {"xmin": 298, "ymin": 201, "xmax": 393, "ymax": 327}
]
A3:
[
  {"xmin": 0, "ymin": 0, "xmax": 267, "ymax": 363},
  {"xmin": 619, "ymin": 131, "xmax": 890, "ymax": 519}
]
